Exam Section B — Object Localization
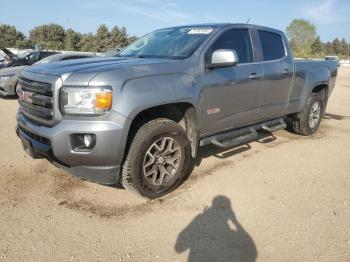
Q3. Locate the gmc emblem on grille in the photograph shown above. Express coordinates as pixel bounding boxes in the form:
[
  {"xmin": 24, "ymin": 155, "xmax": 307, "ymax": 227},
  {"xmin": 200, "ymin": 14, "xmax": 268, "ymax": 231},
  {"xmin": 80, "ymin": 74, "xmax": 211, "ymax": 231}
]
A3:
[{"xmin": 18, "ymin": 90, "xmax": 33, "ymax": 104}]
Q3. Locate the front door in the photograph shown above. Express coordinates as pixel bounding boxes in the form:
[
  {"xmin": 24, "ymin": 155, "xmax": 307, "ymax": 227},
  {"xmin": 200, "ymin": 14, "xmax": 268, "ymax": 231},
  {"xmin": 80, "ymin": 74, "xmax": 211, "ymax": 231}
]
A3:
[{"xmin": 201, "ymin": 28, "xmax": 263, "ymax": 135}]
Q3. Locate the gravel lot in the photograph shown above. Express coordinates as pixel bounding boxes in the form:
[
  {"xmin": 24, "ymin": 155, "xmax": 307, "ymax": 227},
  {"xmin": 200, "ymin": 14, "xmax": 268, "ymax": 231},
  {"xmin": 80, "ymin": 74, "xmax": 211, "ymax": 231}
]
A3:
[{"xmin": 1, "ymin": 68, "xmax": 350, "ymax": 262}]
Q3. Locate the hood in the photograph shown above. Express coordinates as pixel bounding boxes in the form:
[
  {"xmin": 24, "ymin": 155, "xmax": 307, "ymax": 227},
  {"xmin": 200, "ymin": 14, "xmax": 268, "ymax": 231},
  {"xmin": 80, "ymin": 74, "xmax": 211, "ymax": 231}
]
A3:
[
  {"xmin": 24, "ymin": 56, "xmax": 176, "ymax": 76},
  {"xmin": 0, "ymin": 48, "xmax": 18, "ymax": 59}
]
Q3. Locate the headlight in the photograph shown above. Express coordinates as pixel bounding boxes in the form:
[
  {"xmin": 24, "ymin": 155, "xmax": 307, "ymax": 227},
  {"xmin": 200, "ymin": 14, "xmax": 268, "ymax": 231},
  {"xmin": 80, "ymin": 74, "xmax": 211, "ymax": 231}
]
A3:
[
  {"xmin": 0, "ymin": 74, "xmax": 15, "ymax": 81},
  {"xmin": 60, "ymin": 86, "xmax": 112, "ymax": 115}
]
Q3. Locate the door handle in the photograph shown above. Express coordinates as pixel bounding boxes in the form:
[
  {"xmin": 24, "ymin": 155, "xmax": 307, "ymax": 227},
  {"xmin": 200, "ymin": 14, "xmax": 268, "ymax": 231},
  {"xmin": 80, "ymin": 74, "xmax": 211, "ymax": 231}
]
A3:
[
  {"xmin": 282, "ymin": 69, "xmax": 289, "ymax": 75},
  {"xmin": 249, "ymin": 73, "xmax": 260, "ymax": 80}
]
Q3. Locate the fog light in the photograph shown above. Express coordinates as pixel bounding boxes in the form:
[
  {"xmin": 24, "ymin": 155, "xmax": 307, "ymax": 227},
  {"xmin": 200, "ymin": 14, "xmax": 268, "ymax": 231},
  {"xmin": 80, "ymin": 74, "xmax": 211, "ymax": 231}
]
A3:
[
  {"xmin": 84, "ymin": 134, "xmax": 93, "ymax": 147},
  {"xmin": 71, "ymin": 134, "xmax": 96, "ymax": 152}
]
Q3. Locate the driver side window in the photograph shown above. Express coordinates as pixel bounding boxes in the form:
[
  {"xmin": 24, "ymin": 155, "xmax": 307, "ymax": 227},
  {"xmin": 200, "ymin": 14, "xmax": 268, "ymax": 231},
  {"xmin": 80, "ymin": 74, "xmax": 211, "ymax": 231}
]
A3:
[
  {"xmin": 28, "ymin": 52, "xmax": 39, "ymax": 61},
  {"xmin": 211, "ymin": 29, "xmax": 254, "ymax": 64}
]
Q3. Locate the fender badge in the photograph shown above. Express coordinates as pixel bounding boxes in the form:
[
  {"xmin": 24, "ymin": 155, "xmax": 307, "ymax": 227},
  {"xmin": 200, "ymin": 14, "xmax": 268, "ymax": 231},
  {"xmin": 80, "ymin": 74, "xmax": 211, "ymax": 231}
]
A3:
[{"xmin": 207, "ymin": 108, "xmax": 220, "ymax": 115}]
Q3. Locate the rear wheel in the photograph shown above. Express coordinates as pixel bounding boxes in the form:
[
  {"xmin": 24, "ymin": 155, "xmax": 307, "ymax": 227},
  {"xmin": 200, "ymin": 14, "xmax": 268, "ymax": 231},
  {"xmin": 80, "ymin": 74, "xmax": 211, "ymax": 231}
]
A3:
[
  {"xmin": 122, "ymin": 119, "xmax": 191, "ymax": 199},
  {"xmin": 290, "ymin": 93, "xmax": 324, "ymax": 136}
]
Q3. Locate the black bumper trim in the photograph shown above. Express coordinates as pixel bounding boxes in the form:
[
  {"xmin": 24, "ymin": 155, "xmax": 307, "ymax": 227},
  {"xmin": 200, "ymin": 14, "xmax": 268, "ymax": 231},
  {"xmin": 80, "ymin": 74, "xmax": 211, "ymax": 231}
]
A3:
[{"xmin": 16, "ymin": 125, "xmax": 66, "ymax": 167}]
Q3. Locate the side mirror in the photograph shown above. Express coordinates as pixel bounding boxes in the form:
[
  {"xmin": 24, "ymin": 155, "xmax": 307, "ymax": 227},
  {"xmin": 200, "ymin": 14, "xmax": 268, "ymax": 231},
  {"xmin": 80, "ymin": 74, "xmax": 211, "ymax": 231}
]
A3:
[{"xmin": 208, "ymin": 49, "xmax": 239, "ymax": 69}]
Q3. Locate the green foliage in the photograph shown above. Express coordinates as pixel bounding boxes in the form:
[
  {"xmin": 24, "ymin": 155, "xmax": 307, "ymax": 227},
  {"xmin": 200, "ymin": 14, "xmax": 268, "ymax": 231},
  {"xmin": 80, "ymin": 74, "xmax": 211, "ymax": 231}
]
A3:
[
  {"xmin": 95, "ymin": 24, "xmax": 111, "ymax": 52},
  {"xmin": 65, "ymin": 29, "xmax": 81, "ymax": 51},
  {"xmin": 110, "ymin": 26, "xmax": 129, "ymax": 49},
  {"xmin": 15, "ymin": 38, "xmax": 33, "ymax": 49},
  {"xmin": 29, "ymin": 23, "xmax": 65, "ymax": 50},
  {"xmin": 311, "ymin": 36, "xmax": 323, "ymax": 56},
  {"xmin": 340, "ymin": 38, "xmax": 348, "ymax": 56},
  {"xmin": 78, "ymin": 33, "xmax": 96, "ymax": 52},
  {"xmin": 0, "ymin": 24, "xmax": 25, "ymax": 48},
  {"xmin": 286, "ymin": 19, "xmax": 316, "ymax": 57},
  {"xmin": 287, "ymin": 19, "xmax": 349, "ymax": 58},
  {"xmin": 332, "ymin": 38, "xmax": 341, "ymax": 55}
]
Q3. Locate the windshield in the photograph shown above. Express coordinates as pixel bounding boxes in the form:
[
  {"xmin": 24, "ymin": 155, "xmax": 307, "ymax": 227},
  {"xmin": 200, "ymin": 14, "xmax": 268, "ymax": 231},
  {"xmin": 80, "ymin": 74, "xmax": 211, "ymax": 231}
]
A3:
[
  {"xmin": 17, "ymin": 52, "xmax": 31, "ymax": 59},
  {"xmin": 118, "ymin": 27, "xmax": 214, "ymax": 59},
  {"xmin": 36, "ymin": 54, "xmax": 60, "ymax": 64}
]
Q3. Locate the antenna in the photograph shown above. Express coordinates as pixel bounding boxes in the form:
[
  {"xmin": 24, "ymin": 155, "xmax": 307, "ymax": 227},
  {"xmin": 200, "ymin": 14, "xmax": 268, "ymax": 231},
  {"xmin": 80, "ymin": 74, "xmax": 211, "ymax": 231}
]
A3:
[{"xmin": 246, "ymin": 18, "xmax": 251, "ymax": 24}]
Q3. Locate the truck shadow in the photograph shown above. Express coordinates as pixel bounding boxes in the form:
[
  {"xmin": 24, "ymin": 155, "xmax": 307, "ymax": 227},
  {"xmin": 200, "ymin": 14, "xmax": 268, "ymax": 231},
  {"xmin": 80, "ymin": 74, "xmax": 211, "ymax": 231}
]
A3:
[
  {"xmin": 0, "ymin": 94, "xmax": 18, "ymax": 100},
  {"xmin": 323, "ymin": 113, "xmax": 350, "ymax": 120},
  {"xmin": 175, "ymin": 195, "xmax": 257, "ymax": 262}
]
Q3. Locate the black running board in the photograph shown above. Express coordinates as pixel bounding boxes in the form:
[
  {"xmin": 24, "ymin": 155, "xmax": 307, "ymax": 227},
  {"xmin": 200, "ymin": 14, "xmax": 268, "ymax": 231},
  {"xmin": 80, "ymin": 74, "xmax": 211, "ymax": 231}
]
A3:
[
  {"xmin": 200, "ymin": 118, "xmax": 286, "ymax": 148},
  {"xmin": 261, "ymin": 118, "xmax": 287, "ymax": 132}
]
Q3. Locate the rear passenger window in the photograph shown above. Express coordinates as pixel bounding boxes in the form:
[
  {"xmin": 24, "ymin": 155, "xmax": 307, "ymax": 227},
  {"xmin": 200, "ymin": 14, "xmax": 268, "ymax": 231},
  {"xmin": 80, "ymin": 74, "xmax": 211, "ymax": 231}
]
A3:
[
  {"xmin": 211, "ymin": 29, "xmax": 253, "ymax": 64},
  {"xmin": 258, "ymin": 30, "xmax": 285, "ymax": 61}
]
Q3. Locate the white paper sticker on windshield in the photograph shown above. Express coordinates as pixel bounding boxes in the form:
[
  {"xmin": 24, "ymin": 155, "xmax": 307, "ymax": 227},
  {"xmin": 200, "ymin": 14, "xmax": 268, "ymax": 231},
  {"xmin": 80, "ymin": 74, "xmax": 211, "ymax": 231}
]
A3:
[{"xmin": 188, "ymin": 28, "xmax": 213, "ymax": 35}]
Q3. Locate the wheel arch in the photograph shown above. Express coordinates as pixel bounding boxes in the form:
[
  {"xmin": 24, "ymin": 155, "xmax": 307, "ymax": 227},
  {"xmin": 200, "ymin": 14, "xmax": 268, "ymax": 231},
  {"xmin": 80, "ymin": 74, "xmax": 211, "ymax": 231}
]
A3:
[
  {"xmin": 125, "ymin": 102, "xmax": 199, "ymax": 160},
  {"xmin": 312, "ymin": 83, "xmax": 328, "ymax": 100}
]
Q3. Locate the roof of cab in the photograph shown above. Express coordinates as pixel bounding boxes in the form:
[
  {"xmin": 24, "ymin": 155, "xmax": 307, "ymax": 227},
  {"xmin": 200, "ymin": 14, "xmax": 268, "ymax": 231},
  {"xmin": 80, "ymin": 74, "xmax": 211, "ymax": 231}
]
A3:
[{"xmin": 161, "ymin": 23, "xmax": 285, "ymax": 35}]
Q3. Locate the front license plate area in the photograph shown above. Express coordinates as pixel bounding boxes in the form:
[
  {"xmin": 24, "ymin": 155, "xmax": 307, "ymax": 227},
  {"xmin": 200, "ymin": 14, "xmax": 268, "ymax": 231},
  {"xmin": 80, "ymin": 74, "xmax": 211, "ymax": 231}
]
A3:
[{"xmin": 20, "ymin": 136, "xmax": 35, "ymax": 158}]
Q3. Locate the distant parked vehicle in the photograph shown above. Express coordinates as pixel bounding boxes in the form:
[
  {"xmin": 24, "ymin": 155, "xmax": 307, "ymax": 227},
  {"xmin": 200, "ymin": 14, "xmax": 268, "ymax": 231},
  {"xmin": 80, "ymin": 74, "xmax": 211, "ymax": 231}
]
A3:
[
  {"xmin": 325, "ymin": 56, "xmax": 340, "ymax": 67},
  {"xmin": 0, "ymin": 53, "xmax": 95, "ymax": 97},
  {"xmin": 0, "ymin": 48, "xmax": 58, "ymax": 69},
  {"xmin": 35, "ymin": 53, "xmax": 95, "ymax": 64},
  {"xmin": 104, "ymin": 48, "xmax": 122, "ymax": 57}
]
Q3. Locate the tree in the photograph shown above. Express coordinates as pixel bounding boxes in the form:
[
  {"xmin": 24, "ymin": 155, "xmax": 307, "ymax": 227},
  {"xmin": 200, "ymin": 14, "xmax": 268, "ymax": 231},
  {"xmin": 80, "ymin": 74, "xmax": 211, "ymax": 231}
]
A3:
[
  {"xmin": 65, "ymin": 29, "xmax": 81, "ymax": 51},
  {"xmin": 16, "ymin": 38, "xmax": 32, "ymax": 49},
  {"xmin": 289, "ymin": 38, "xmax": 299, "ymax": 57},
  {"xmin": 95, "ymin": 24, "xmax": 111, "ymax": 52},
  {"xmin": 110, "ymin": 26, "xmax": 129, "ymax": 49},
  {"xmin": 29, "ymin": 23, "xmax": 65, "ymax": 50},
  {"xmin": 311, "ymin": 36, "xmax": 323, "ymax": 57},
  {"xmin": 286, "ymin": 19, "xmax": 316, "ymax": 57},
  {"xmin": 324, "ymin": 41, "xmax": 333, "ymax": 55},
  {"xmin": 332, "ymin": 38, "xmax": 341, "ymax": 55},
  {"xmin": 127, "ymin": 35, "xmax": 138, "ymax": 45},
  {"xmin": 339, "ymin": 38, "xmax": 348, "ymax": 57},
  {"xmin": 78, "ymin": 33, "xmax": 96, "ymax": 52},
  {"xmin": 0, "ymin": 24, "xmax": 25, "ymax": 48}
]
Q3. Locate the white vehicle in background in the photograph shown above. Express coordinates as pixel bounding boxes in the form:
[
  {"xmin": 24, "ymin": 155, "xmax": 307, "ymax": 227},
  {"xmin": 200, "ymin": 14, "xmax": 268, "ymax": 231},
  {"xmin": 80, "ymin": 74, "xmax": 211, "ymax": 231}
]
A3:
[
  {"xmin": 325, "ymin": 56, "xmax": 340, "ymax": 67},
  {"xmin": 0, "ymin": 53, "xmax": 95, "ymax": 97}
]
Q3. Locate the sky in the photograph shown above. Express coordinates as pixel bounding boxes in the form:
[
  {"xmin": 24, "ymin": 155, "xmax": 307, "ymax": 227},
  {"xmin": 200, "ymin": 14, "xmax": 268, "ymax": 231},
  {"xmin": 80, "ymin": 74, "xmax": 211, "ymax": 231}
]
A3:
[{"xmin": 1, "ymin": 0, "xmax": 349, "ymax": 42}]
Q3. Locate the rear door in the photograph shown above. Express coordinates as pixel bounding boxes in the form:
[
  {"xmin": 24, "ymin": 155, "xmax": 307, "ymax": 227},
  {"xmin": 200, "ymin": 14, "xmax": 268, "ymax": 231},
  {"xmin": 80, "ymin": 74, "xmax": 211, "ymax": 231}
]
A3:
[
  {"xmin": 201, "ymin": 28, "xmax": 263, "ymax": 135},
  {"xmin": 257, "ymin": 30, "xmax": 293, "ymax": 119}
]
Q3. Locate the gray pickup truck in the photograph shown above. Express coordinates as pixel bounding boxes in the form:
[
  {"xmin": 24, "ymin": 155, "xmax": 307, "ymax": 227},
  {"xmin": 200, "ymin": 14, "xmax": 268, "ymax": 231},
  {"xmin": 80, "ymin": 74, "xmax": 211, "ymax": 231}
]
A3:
[{"xmin": 16, "ymin": 24, "xmax": 337, "ymax": 198}]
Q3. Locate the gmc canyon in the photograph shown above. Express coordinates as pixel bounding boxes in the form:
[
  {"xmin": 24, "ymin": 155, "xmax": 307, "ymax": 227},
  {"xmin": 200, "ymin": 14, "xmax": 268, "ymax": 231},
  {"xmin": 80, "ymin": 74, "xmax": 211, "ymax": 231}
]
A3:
[{"xmin": 16, "ymin": 24, "xmax": 337, "ymax": 198}]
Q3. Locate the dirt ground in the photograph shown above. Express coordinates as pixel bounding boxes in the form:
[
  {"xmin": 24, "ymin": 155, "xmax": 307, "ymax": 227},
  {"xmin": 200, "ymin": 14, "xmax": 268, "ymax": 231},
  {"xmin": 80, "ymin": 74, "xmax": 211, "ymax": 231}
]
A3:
[{"xmin": 1, "ymin": 68, "xmax": 350, "ymax": 262}]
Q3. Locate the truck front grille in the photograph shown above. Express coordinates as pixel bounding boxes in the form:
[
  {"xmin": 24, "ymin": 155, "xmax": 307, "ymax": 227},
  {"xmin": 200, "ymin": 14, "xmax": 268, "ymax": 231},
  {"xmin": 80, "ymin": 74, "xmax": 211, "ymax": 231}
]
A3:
[{"xmin": 18, "ymin": 77, "xmax": 54, "ymax": 121}]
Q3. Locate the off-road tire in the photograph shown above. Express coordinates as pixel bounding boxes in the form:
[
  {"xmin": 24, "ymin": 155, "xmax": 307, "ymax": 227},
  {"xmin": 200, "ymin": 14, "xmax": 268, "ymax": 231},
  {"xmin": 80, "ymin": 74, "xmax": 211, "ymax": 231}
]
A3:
[
  {"xmin": 290, "ymin": 93, "xmax": 324, "ymax": 136},
  {"xmin": 122, "ymin": 118, "xmax": 191, "ymax": 199}
]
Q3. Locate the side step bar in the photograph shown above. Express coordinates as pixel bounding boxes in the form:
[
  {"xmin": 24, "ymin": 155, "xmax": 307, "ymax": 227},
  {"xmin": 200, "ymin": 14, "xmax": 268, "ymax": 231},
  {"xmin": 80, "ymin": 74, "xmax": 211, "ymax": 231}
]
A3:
[
  {"xmin": 261, "ymin": 118, "xmax": 287, "ymax": 132},
  {"xmin": 200, "ymin": 118, "xmax": 286, "ymax": 149}
]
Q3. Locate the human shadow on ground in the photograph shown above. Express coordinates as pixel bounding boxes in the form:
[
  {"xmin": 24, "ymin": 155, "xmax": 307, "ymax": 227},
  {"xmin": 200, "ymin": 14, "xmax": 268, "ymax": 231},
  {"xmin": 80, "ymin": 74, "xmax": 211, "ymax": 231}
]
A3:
[{"xmin": 175, "ymin": 195, "xmax": 257, "ymax": 262}]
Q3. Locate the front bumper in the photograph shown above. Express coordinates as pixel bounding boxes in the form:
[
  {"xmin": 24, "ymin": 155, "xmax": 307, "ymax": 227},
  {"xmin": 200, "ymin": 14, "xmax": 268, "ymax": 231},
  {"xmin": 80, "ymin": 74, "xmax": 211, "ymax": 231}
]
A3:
[{"xmin": 16, "ymin": 110, "xmax": 130, "ymax": 185}]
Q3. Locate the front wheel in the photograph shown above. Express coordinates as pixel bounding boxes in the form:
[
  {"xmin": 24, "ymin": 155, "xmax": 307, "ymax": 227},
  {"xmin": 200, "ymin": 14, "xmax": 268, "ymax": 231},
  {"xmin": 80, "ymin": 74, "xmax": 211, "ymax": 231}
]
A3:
[
  {"xmin": 122, "ymin": 119, "xmax": 191, "ymax": 199},
  {"xmin": 290, "ymin": 93, "xmax": 324, "ymax": 136}
]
